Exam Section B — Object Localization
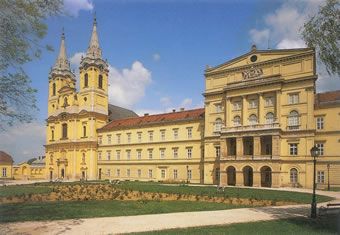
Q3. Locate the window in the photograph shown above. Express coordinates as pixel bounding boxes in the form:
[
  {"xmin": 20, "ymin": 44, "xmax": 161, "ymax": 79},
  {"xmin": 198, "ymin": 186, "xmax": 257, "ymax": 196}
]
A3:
[
  {"xmin": 107, "ymin": 169, "xmax": 111, "ymax": 177},
  {"xmin": 98, "ymin": 152, "xmax": 102, "ymax": 160},
  {"xmin": 52, "ymin": 83, "xmax": 56, "ymax": 96},
  {"xmin": 51, "ymin": 130, "xmax": 54, "ymax": 140},
  {"xmin": 98, "ymin": 75, "xmax": 103, "ymax": 89},
  {"xmin": 173, "ymin": 148, "xmax": 178, "ymax": 159},
  {"xmin": 149, "ymin": 169, "xmax": 153, "ymax": 178},
  {"xmin": 107, "ymin": 135, "xmax": 111, "ymax": 144},
  {"xmin": 82, "ymin": 153, "xmax": 86, "ymax": 163},
  {"xmin": 126, "ymin": 150, "xmax": 131, "ymax": 160},
  {"xmin": 187, "ymin": 128, "xmax": 192, "ymax": 139},
  {"xmin": 117, "ymin": 169, "xmax": 120, "ymax": 177},
  {"xmin": 216, "ymin": 168, "xmax": 220, "ymax": 180},
  {"xmin": 161, "ymin": 131, "xmax": 165, "ymax": 141},
  {"xmin": 149, "ymin": 132, "xmax": 153, "ymax": 141},
  {"xmin": 233, "ymin": 116, "xmax": 241, "ymax": 127},
  {"xmin": 137, "ymin": 150, "xmax": 142, "ymax": 160},
  {"xmin": 117, "ymin": 135, "xmax": 121, "ymax": 144},
  {"xmin": 138, "ymin": 169, "xmax": 141, "ymax": 178},
  {"xmin": 266, "ymin": 112, "xmax": 275, "ymax": 124},
  {"xmin": 201, "ymin": 170, "xmax": 204, "ymax": 180},
  {"xmin": 127, "ymin": 133, "xmax": 131, "ymax": 143},
  {"xmin": 289, "ymin": 144, "xmax": 298, "ymax": 155},
  {"xmin": 62, "ymin": 123, "xmax": 67, "ymax": 138},
  {"xmin": 290, "ymin": 168, "xmax": 298, "ymax": 183},
  {"xmin": 248, "ymin": 99, "xmax": 257, "ymax": 108},
  {"xmin": 316, "ymin": 143, "xmax": 324, "ymax": 156},
  {"xmin": 148, "ymin": 150, "xmax": 153, "ymax": 160},
  {"xmin": 317, "ymin": 117, "xmax": 324, "ymax": 130},
  {"xmin": 317, "ymin": 171, "xmax": 325, "ymax": 183},
  {"xmin": 160, "ymin": 149, "xmax": 165, "ymax": 159},
  {"xmin": 127, "ymin": 169, "xmax": 130, "ymax": 177},
  {"xmin": 233, "ymin": 101, "xmax": 241, "ymax": 110},
  {"xmin": 289, "ymin": 94, "xmax": 299, "ymax": 104},
  {"xmin": 187, "ymin": 148, "xmax": 192, "ymax": 159},
  {"xmin": 215, "ymin": 118, "xmax": 222, "ymax": 132},
  {"xmin": 116, "ymin": 151, "xmax": 120, "ymax": 160},
  {"xmin": 173, "ymin": 169, "xmax": 178, "ymax": 179},
  {"xmin": 265, "ymin": 96, "xmax": 274, "ymax": 106},
  {"xmin": 2, "ymin": 168, "xmax": 7, "ymax": 177},
  {"xmin": 215, "ymin": 146, "xmax": 221, "ymax": 158},
  {"xmin": 187, "ymin": 169, "xmax": 192, "ymax": 180},
  {"xmin": 84, "ymin": 73, "xmax": 88, "ymax": 87},
  {"xmin": 161, "ymin": 169, "xmax": 166, "ymax": 179},
  {"xmin": 107, "ymin": 151, "xmax": 111, "ymax": 160},
  {"xmin": 83, "ymin": 126, "xmax": 86, "ymax": 137},
  {"xmin": 138, "ymin": 133, "xmax": 142, "ymax": 143},
  {"xmin": 50, "ymin": 155, "xmax": 53, "ymax": 163},
  {"xmin": 248, "ymin": 114, "xmax": 257, "ymax": 126},
  {"xmin": 98, "ymin": 136, "xmax": 102, "ymax": 144},
  {"xmin": 289, "ymin": 111, "xmax": 299, "ymax": 127},
  {"xmin": 215, "ymin": 103, "xmax": 222, "ymax": 112},
  {"xmin": 174, "ymin": 129, "xmax": 178, "ymax": 140}
]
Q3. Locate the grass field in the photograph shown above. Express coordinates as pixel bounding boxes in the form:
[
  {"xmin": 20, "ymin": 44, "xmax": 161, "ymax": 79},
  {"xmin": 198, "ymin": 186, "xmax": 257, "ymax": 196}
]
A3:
[
  {"xmin": 0, "ymin": 200, "xmax": 247, "ymax": 223},
  {"xmin": 0, "ymin": 185, "xmax": 52, "ymax": 198},
  {"xmin": 132, "ymin": 215, "xmax": 340, "ymax": 235}
]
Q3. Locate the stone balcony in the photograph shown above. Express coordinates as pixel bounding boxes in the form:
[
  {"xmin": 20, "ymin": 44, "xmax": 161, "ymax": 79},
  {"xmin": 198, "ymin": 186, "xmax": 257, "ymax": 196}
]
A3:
[
  {"xmin": 221, "ymin": 123, "xmax": 281, "ymax": 133},
  {"xmin": 220, "ymin": 155, "xmax": 280, "ymax": 161}
]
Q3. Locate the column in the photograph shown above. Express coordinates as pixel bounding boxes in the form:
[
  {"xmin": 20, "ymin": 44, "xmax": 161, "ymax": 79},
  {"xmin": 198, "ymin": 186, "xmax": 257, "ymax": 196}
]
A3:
[
  {"xmin": 253, "ymin": 171, "xmax": 261, "ymax": 187},
  {"xmin": 253, "ymin": 136, "xmax": 261, "ymax": 159},
  {"xmin": 226, "ymin": 97, "xmax": 231, "ymax": 127},
  {"xmin": 275, "ymin": 91, "xmax": 281, "ymax": 123},
  {"xmin": 236, "ymin": 170, "xmax": 244, "ymax": 186},
  {"xmin": 242, "ymin": 96, "xmax": 247, "ymax": 125},
  {"xmin": 258, "ymin": 93, "xmax": 264, "ymax": 124},
  {"xmin": 272, "ymin": 172, "xmax": 280, "ymax": 188},
  {"xmin": 236, "ymin": 137, "xmax": 243, "ymax": 158},
  {"xmin": 272, "ymin": 135, "xmax": 280, "ymax": 159},
  {"xmin": 220, "ymin": 164, "xmax": 228, "ymax": 186},
  {"xmin": 220, "ymin": 138, "xmax": 227, "ymax": 159}
]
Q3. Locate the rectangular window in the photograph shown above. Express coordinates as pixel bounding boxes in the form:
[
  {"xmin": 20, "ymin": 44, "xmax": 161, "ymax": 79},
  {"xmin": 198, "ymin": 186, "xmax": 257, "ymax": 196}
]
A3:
[
  {"xmin": 216, "ymin": 146, "xmax": 221, "ymax": 158},
  {"xmin": 107, "ymin": 169, "xmax": 111, "ymax": 177},
  {"xmin": 187, "ymin": 128, "xmax": 192, "ymax": 139},
  {"xmin": 215, "ymin": 103, "xmax": 222, "ymax": 112},
  {"xmin": 126, "ymin": 150, "xmax": 131, "ymax": 160},
  {"xmin": 289, "ymin": 94, "xmax": 299, "ymax": 104},
  {"xmin": 317, "ymin": 171, "xmax": 325, "ymax": 183},
  {"xmin": 216, "ymin": 168, "xmax": 220, "ymax": 180},
  {"xmin": 317, "ymin": 117, "xmax": 324, "ymax": 130},
  {"xmin": 98, "ymin": 152, "xmax": 102, "ymax": 160},
  {"xmin": 138, "ymin": 133, "xmax": 142, "ymax": 143},
  {"xmin": 187, "ymin": 169, "xmax": 192, "ymax": 180},
  {"xmin": 127, "ymin": 133, "xmax": 131, "ymax": 143},
  {"xmin": 174, "ymin": 129, "xmax": 178, "ymax": 140},
  {"xmin": 117, "ymin": 135, "xmax": 121, "ymax": 144},
  {"xmin": 107, "ymin": 152, "xmax": 111, "ymax": 160},
  {"xmin": 117, "ymin": 169, "xmax": 120, "ymax": 177},
  {"xmin": 138, "ymin": 169, "xmax": 141, "ymax": 178},
  {"xmin": 161, "ymin": 169, "xmax": 166, "ymax": 179},
  {"xmin": 127, "ymin": 169, "xmax": 130, "ymax": 177},
  {"xmin": 116, "ymin": 151, "xmax": 120, "ymax": 160},
  {"xmin": 149, "ymin": 132, "xmax": 153, "ymax": 141},
  {"xmin": 148, "ymin": 150, "xmax": 153, "ymax": 160},
  {"xmin": 2, "ymin": 168, "xmax": 7, "ymax": 177},
  {"xmin": 187, "ymin": 148, "xmax": 192, "ymax": 159},
  {"xmin": 233, "ymin": 101, "xmax": 241, "ymax": 110},
  {"xmin": 248, "ymin": 99, "xmax": 257, "ymax": 108},
  {"xmin": 160, "ymin": 149, "xmax": 165, "ymax": 159},
  {"xmin": 107, "ymin": 135, "xmax": 111, "ymax": 144},
  {"xmin": 316, "ymin": 143, "xmax": 324, "ymax": 156},
  {"xmin": 137, "ymin": 150, "xmax": 142, "ymax": 160},
  {"xmin": 174, "ymin": 169, "xmax": 178, "ymax": 179},
  {"xmin": 98, "ymin": 136, "xmax": 102, "ymax": 145},
  {"xmin": 161, "ymin": 130, "xmax": 165, "ymax": 141},
  {"xmin": 173, "ymin": 148, "xmax": 178, "ymax": 159},
  {"xmin": 265, "ymin": 96, "xmax": 274, "ymax": 106},
  {"xmin": 289, "ymin": 144, "xmax": 298, "ymax": 155},
  {"xmin": 149, "ymin": 169, "xmax": 153, "ymax": 178}
]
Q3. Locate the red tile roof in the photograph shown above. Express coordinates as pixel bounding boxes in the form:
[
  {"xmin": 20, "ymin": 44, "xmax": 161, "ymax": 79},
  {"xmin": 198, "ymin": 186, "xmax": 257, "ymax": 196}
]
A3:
[
  {"xmin": 100, "ymin": 108, "xmax": 205, "ymax": 131},
  {"xmin": 316, "ymin": 90, "xmax": 340, "ymax": 104},
  {"xmin": 0, "ymin": 151, "xmax": 13, "ymax": 163}
]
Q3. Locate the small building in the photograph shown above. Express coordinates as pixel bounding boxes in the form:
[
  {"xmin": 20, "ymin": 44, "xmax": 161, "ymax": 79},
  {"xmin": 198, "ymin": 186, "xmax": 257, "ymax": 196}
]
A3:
[{"xmin": 0, "ymin": 151, "xmax": 13, "ymax": 179}]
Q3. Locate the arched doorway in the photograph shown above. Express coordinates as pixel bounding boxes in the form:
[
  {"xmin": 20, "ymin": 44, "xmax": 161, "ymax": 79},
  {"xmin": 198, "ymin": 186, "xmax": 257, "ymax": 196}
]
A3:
[
  {"xmin": 82, "ymin": 171, "xmax": 85, "ymax": 180},
  {"xmin": 261, "ymin": 166, "xmax": 272, "ymax": 187},
  {"xmin": 50, "ymin": 171, "xmax": 53, "ymax": 181},
  {"xmin": 61, "ymin": 168, "xmax": 65, "ymax": 178},
  {"xmin": 243, "ymin": 166, "xmax": 253, "ymax": 186},
  {"xmin": 227, "ymin": 166, "xmax": 236, "ymax": 186}
]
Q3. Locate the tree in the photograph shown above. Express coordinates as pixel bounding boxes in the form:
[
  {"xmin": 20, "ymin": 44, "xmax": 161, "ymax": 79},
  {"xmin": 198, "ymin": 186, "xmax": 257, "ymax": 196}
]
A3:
[
  {"xmin": 0, "ymin": 0, "xmax": 64, "ymax": 129},
  {"xmin": 302, "ymin": 0, "xmax": 340, "ymax": 76}
]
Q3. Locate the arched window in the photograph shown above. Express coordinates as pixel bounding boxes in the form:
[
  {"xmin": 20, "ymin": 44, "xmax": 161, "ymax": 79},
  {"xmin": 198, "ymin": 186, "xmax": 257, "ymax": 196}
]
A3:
[
  {"xmin": 266, "ymin": 112, "xmax": 275, "ymax": 124},
  {"xmin": 248, "ymin": 114, "xmax": 257, "ymax": 126},
  {"xmin": 84, "ymin": 73, "xmax": 88, "ymax": 87},
  {"xmin": 51, "ymin": 130, "xmax": 54, "ymax": 140},
  {"xmin": 63, "ymin": 97, "xmax": 68, "ymax": 107},
  {"xmin": 290, "ymin": 168, "xmax": 298, "ymax": 183},
  {"xmin": 98, "ymin": 75, "xmax": 103, "ymax": 89},
  {"xmin": 82, "ymin": 153, "xmax": 86, "ymax": 163},
  {"xmin": 62, "ymin": 123, "xmax": 67, "ymax": 138},
  {"xmin": 289, "ymin": 111, "xmax": 299, "ymax": 126},
  {"xmin": 50, "ymin": 154, "xmax": 53, "ymax": 163},
  {"xmin": 52, "ymin": 83, "xmax": 56, "ymax": 96},
  {"xmin": 215, "ymin": 118, "xmax": 222, "ymax": 131},
  {"xmin": 83, "ymin": 126, "xmax": 86, "ymax": 137},
  {"xmin": 233, "ymin": 116, "xmax": 241, "ymax": 127}
]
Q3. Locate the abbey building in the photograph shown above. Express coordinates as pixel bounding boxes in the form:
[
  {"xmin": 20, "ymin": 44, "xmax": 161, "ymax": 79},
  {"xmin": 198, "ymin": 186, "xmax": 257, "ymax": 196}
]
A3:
[{"xmin": 3, "ymin": 16, "xmax": 338, "ymax": 189}]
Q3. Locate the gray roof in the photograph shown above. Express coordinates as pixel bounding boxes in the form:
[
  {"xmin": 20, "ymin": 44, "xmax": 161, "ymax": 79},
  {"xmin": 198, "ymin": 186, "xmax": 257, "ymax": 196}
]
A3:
[{"xmin": 108, "ymin": 104, "xmax": 138, "ymax": 122}]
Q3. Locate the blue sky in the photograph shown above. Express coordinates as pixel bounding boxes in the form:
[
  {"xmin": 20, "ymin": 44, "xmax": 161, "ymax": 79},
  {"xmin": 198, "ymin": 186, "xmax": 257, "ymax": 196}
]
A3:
[{"xmin": 1, "ymin": 0, "xmax": 338, "ymax": 163}]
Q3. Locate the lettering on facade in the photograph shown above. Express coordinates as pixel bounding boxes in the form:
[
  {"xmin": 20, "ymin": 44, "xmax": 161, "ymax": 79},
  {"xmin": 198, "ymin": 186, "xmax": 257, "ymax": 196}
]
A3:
[{"xmin": 242, "ymin": 66, "xmax": 263, "ymax": 79}]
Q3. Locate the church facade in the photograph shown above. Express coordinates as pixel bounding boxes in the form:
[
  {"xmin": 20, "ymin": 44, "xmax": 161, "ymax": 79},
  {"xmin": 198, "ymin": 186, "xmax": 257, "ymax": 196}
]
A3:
[{"xmin": 42, "ymin": 17, "xmax": 340, "ymax": 189}]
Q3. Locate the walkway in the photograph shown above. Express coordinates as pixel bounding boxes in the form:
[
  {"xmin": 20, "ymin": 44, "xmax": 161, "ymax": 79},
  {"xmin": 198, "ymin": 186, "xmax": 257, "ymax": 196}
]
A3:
[{"xmin": 0, "ymin": 188, "xmax": 339, "ymax": 235}]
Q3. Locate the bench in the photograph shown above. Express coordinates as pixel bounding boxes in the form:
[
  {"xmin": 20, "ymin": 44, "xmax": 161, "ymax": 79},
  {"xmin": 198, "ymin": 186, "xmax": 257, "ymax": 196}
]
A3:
[{"xmin": 319, "ymin": 203, "xmax": 340, "ymax": 216}]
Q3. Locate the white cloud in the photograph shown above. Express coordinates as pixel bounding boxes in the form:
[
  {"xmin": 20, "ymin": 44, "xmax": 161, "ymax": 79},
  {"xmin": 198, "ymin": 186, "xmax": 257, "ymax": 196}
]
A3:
[
  {"xmin": 70, "ymin": 52, "xmax": 85, "ymax": 66},
  {"xmin": 276, "ymin": 39, "xmax": 306, "ymax": 49},
  {"xmin": 108, "ymin": 61, "xmax": 152, "ymax": 108},
  {"xmin": 152, "ymin": 53, "xmax": 161, "ymax": 62},
  {"xmin": 0, "ymin": 122, "xmax": 46, "ymax": 164},
  {"xmin": 249, "ymin": 29, "xmax": 269, "ymax": 45},
  {"xmin": 179, "ymin": 98, "xmax": 193, "ymax": 109},
  {"xmin": 64, "ymin": 0, "xmax": 94, "ymax": 16},
  {"xmin": 160, "ymin": 96, "xmax": 171, "ymax": 107}
]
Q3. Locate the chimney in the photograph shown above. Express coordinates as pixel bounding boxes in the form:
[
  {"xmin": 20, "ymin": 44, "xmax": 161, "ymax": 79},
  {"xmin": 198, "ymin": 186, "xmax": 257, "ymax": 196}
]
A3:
[
  {"xmin": 180, "ymin": 108, "xmax": 184, "ymax": 111},
  {"xmin": 144, "ymin": 113, "xmax": 149, "ymax": 116},
  {"xmin": 172, "ymin": 109, "xmax": 176, "ymax": 113}
]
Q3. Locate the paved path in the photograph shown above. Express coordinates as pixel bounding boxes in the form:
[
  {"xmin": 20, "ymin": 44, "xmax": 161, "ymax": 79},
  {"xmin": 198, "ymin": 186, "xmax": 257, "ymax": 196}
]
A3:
[{"xmin": 0, "ymin": 187, "xmax": 339, "ymax": 235}]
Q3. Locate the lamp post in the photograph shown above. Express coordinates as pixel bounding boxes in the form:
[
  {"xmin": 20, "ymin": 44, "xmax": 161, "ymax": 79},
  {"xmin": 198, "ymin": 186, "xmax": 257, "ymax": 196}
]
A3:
[
  {"xmin": 310, "ymin": 146, "xmax": 319, "ymax": 218},
  {"xmin": 85, "ymin": 167, "xmax": 88, "ymax": 181},
  {"xmin": 327, "ymin": 163, "xmax": 330, "ymax": 191},
  {"xmin": 186, "ymin": 165, "xmax": 189, "ymax": 184}
]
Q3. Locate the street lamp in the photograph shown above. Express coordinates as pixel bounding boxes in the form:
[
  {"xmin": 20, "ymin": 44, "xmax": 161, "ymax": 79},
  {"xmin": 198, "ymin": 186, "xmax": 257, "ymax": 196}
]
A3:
[
  {"xmin": 186, "ymin": 165, "xmax": 189, "ymax": 184},
  {"xmin": 327, "ymin": 163, "xmax": 330, "ymax": 191},
  {"xmin": 310, "ymin": 146, "xmax": 319, "ymax": 218},
  {"xmin": 85, "ymin": 167, "xmax": 88, "ymax": 181}
]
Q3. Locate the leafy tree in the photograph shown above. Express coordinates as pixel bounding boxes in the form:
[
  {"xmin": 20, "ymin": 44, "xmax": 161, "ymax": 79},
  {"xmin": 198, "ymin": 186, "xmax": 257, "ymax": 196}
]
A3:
[
  {"xmin": 0, "ymin": 0, "xmax": 64, "ymax": 129},
  {"xmin": 302, "ymin": 0, "xmax": 340, "ymax": 76}
]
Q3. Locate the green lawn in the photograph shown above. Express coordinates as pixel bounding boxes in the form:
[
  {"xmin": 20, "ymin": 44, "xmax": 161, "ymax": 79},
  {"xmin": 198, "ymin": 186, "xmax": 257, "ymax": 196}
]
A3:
[
  {"xmin": 133, "ymin": 215, "xmax": 340, "ymax": 235},
  {"xmin": 0, "ymin": 186, "xmax": 52, "ymax": 198},
  {"xmin": 116, "ymin": 181, "xmax": 333, "ymax": 204},
  {"xmin": 0, "ymin": 200, "xmax": 246, "ymax": 223}
]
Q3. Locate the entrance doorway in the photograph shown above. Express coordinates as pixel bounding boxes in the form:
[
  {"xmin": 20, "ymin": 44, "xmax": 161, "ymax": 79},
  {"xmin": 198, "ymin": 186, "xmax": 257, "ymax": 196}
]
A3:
[
  {"xmin": 50, "ymin": 171, "xmax": 53, "ymax": 181},
  {"xmin": 243, "ymin": 166, "xmax": 253, "ymax": 186},
  {"xmin": 61, "ymin": 168, "xmax": 65, "ymax": 178},
  {"xmin": 261, "ymin": 166, "xmax": 272, "ymax": 187},
  {"xmin": 82, "ymin": 171, "xmax": 85, "ymax": 180},
  {"xmin": 99, "ymin": 168, "xmax": 102, "ymax": 180},
  {"xmin": 227, "ymin": 166, "xmax": 236, "ymax": 186}
]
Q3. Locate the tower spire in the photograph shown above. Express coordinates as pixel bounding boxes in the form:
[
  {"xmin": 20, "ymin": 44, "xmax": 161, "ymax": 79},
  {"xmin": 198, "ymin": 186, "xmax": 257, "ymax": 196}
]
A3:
[
  {"xmin": 54, "ymin": 28, "xmax": 70, "ymax": 71},
  {"xmin": 86, "ymin": 12, "xmax": 102, "ymax": 59}
]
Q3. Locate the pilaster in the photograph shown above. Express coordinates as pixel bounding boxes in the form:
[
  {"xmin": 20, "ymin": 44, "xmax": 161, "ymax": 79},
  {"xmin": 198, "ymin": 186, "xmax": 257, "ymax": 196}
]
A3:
[
  {"xmin": 275, "ymin": 90, "xmax": 281, "ymax": 122},
  {"xmin": 253, "ymin": 171, "xmax": 261, "ymax": 187},
  {"xmin": 242, "ymin": 96, "xmax": 247, "ymax": 125},
  {"xmin": 220, "ymin": 138, "xmax": 227, "ymax": 158},
  {"xmin": 236, "ymin": 170, "xmax": 244, "ymax": 186},
  {"xmin": 258, "ymin": 93, "xmax": 264, "ymax": 124},
  {"xmin": 236, "ymin": 137, "xmax": 243, "ymax": 158},
  {"xmin": 272, "ymin": 135, "xmax": 281, "ymax": 159},
  {"xmin": 253, "ymin": 136, "xmax": 261, "ymax": 158}
]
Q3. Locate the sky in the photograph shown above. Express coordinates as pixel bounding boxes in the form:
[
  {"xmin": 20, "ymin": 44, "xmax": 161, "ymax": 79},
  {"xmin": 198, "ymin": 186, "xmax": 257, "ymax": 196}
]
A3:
[{"xmin": 1, "ymin": 0, "xmax": 338, "ymax": 164}]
